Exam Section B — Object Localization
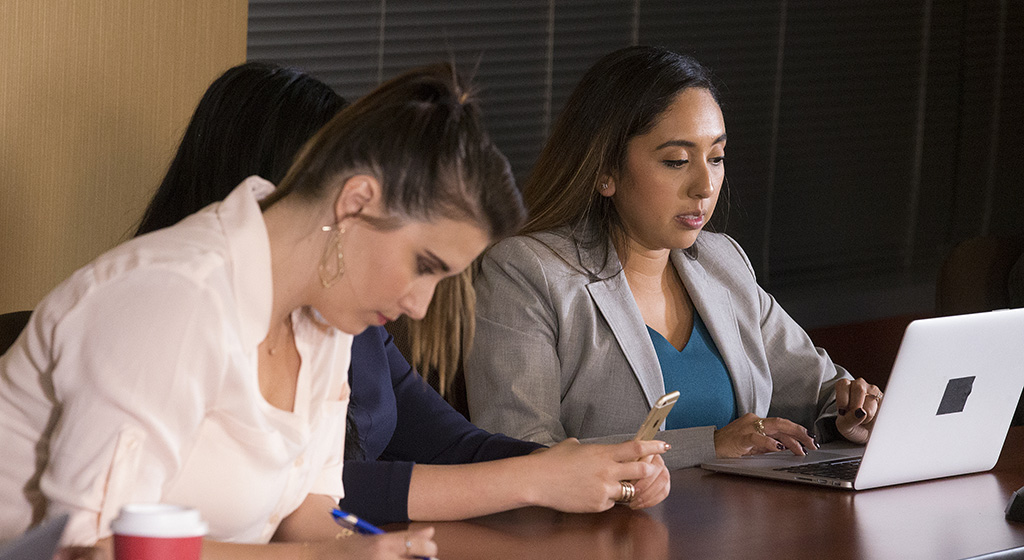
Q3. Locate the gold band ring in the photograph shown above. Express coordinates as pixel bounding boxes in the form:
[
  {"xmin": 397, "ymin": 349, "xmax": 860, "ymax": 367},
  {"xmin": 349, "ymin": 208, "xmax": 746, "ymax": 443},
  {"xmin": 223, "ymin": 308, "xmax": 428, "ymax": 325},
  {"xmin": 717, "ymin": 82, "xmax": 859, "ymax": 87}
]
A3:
[
  {"xmin": 617, "ymin": 481, "xmax": 636, "ymax": 503},
  {"xmin": 754, "ymin": 418, "xmax": 767, "ymax": 437}
]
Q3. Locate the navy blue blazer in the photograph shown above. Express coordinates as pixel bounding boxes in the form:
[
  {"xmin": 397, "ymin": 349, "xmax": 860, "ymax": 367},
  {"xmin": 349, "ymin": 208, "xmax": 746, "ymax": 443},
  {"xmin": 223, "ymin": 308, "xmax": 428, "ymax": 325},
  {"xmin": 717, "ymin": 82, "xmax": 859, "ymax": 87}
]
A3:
[{"xmin": 339, "ymin": 326, "xmax": 543, "ymax": 524}]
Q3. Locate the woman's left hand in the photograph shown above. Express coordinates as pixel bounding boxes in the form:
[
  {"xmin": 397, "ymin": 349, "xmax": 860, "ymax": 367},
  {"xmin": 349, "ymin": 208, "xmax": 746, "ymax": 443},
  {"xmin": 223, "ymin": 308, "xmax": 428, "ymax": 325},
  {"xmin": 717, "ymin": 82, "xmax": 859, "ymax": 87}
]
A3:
[{"xmin": 834, "ymin": 377, "xmax": 883, "ymax": 444}]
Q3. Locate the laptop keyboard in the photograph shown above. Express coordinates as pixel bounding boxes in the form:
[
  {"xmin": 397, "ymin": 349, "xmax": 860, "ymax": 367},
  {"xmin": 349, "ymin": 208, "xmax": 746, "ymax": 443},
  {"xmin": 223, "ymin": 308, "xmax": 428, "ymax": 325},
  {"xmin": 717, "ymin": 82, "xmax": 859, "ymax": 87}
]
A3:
[{"xmin": 774, "ymin": 457, "xmax": 862, "ymax": 482}]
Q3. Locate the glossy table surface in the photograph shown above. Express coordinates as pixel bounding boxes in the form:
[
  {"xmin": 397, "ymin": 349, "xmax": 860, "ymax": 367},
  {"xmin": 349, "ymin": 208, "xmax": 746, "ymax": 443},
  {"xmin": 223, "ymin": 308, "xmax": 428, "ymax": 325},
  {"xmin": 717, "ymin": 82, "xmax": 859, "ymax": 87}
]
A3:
[{"xmin": 402, "ymin": 427, "xmax": 1024, "ymax": 560}]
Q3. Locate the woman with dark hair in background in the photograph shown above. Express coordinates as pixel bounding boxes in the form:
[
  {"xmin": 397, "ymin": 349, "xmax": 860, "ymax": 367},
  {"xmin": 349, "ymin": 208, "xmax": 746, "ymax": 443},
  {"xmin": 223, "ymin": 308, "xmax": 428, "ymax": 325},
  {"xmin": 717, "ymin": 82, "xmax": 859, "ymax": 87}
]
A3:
[
  {"xmin": 466, "ymin": 46, "xmax": 883, "ymax": 470},
  {"xmin": 135, "ymin": 62, "xmax": 348, "ymax": 237},
  {"xmin": 133, "ymin": 62, "xmax": 671, "ymax": 524}
]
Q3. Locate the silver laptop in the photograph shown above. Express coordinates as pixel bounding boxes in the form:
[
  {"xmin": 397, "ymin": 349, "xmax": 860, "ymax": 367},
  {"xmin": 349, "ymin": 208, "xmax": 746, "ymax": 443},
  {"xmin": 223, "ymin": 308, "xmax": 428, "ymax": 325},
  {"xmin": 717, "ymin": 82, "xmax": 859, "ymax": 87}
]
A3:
[
  {"xmin": 701, "ymin": 308, "xmax": 1024, "ymax": 490},
  {"xmin": 0, "ymin": 514, "xmax": 68, "ymax": 560}
]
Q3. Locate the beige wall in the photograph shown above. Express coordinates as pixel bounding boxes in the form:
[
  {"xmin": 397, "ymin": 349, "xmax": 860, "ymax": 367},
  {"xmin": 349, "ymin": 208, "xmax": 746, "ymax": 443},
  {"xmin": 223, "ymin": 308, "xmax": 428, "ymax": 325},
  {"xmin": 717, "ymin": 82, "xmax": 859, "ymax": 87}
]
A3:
[{"xmin": 0, "ymin": 1, "xmax": 247, "ymax": 313}]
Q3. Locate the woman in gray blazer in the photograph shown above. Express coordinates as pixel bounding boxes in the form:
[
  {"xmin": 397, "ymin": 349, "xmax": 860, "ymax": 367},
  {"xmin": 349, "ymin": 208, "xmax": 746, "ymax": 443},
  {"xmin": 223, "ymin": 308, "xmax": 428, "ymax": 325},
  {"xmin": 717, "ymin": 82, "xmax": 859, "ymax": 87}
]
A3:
[{"xmin": 466, "ymin": 46, "xmax": 882, "ymax": 472}]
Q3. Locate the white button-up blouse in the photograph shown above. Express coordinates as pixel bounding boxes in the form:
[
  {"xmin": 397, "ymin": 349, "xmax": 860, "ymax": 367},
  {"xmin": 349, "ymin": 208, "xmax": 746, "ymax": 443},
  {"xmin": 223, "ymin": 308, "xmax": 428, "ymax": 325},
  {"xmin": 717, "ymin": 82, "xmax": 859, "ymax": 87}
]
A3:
[{"xmin": 0, "ymin": 177, "xmax": 352, "ymax": 546}]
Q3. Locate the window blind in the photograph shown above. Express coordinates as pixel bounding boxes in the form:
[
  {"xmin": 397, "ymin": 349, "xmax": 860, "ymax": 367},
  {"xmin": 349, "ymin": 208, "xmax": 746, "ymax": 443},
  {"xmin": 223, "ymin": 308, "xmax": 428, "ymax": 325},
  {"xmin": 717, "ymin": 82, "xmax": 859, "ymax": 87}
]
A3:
[
  {"xmin": 247, "ymin": 0, "xmax": 1021, "ymax": 326},
  {"xmin": 250, "ymin": 0, "xmax": 550, "ymax": 181}
]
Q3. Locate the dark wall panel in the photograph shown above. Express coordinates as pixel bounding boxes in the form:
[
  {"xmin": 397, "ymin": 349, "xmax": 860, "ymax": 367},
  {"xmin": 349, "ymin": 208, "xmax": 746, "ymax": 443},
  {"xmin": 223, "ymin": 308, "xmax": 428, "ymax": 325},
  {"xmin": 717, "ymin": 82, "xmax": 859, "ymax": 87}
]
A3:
[
  {"xmin": 989, "ymin": 0, "xmax": 1024, "ymax": 239},
  {"xmin": 640, "ymin": 2, "xmax": 783, "ymax": 279},
  {"xmin": 380, "ymin": 1, "xmax": 550, "ymax": 181},
  {"xmin": 550, "ymin": 0, "xmax": 634, "ymax": 132},
  {"xmin": 771, "ymin": 2, "xmax": 925, "ymax": 288},
  {"xmin": 248, "ymin": 1, "xmax": 381, "ymax": 102},
  {"xmin": 913, "ymin": 0, "xmax": 966, "ymax": 269}
]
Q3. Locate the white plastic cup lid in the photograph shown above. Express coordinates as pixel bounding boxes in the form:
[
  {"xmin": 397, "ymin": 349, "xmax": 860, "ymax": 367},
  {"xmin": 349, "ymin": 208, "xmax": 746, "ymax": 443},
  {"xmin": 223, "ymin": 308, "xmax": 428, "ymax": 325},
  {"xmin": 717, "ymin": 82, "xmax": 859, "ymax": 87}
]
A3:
[{"xmin": 110, "ymin": 504, "xmax": 208, "ymax": 538}]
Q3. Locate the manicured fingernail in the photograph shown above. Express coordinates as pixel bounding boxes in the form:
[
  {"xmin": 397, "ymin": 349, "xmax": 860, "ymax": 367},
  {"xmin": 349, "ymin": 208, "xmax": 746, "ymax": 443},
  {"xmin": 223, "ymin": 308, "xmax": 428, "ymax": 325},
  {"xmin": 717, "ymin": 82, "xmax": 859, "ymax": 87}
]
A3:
[
  {"xmin": 854, "ymin": 408, "xmax": 866, "ymax": 419},
  {"xmin": 838, "ymin": 408, "xmax": 847, "ymax": 416},
  {"xmin": 776, "ymin": 442, "xmax": 784, "ymax": 450}
]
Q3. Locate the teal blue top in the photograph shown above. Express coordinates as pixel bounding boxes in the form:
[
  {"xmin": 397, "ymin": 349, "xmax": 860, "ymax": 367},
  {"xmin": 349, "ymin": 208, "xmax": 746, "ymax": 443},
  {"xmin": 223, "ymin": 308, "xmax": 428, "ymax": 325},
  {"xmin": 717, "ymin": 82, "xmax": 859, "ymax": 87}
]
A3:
[{"xmin": 647, "ymin": 312, "xmax": 736, "ymax": 430}]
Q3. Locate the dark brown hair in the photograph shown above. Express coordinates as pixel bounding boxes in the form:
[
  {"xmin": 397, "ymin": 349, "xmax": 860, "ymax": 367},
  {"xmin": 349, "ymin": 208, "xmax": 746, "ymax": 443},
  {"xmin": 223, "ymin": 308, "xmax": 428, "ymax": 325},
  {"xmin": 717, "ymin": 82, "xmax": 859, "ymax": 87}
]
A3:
[
  {"xmin": 136, "ymin": 62, "xmax": 346, "ymax": 236},
  {"xmin": 522, "ymin": 46, "xmax": 719, "ymax": 273}
]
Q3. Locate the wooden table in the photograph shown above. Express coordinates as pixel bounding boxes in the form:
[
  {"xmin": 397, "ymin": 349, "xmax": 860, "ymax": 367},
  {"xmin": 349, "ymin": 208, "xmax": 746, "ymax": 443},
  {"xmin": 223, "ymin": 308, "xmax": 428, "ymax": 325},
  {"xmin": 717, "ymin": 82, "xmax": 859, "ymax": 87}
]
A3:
[{"xmin": 405, "ymin": 427, "xmax": 1024, "ymax": 560}]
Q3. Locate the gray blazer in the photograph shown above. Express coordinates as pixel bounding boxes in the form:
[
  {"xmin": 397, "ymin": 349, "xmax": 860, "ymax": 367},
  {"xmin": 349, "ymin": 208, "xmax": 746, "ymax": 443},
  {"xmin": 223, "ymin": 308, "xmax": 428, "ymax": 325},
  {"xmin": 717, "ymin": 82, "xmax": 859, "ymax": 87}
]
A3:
[{"xmin": 465, "ymin": 229, "xmax": 851, "ymax": 470}]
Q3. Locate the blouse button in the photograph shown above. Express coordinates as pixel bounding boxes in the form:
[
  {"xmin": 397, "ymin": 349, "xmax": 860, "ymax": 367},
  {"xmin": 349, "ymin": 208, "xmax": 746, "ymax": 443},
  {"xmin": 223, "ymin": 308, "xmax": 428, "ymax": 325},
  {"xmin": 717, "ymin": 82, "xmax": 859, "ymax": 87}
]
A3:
[
  {"xmin": 294, "ymin": 456, "xmax": 305, "ymax": 468},
  {"xmin": 269, "ymin": 514, "xmax": 280, "ymax": 525}
]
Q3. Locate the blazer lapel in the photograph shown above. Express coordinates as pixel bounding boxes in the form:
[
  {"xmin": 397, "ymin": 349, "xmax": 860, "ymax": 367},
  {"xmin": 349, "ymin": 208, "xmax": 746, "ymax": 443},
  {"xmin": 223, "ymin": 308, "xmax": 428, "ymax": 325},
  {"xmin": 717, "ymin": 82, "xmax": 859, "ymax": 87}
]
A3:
[
  {"xmin": 587, "ymin": 272, "xmax": 666, "ymax": 409},
  {"xmin": 671, "ymin": 250, "xmax": 761, "ymax": 415}
]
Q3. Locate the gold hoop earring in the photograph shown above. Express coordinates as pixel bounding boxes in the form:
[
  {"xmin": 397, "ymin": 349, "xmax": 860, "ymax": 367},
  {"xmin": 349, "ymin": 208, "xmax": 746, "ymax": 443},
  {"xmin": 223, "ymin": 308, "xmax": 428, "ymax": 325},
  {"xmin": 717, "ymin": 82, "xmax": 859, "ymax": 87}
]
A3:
[{"xmin": 318, "ymin": 223, "xmax": 346, "ymax": 288}]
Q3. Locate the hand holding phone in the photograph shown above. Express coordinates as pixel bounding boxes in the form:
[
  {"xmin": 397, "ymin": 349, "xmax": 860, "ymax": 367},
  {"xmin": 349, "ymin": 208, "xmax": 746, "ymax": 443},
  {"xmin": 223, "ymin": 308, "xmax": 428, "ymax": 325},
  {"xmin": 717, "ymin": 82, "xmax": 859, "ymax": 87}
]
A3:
[{"xmin": 633, "ymin": 391, "xmax": 679, "ymax": 441}]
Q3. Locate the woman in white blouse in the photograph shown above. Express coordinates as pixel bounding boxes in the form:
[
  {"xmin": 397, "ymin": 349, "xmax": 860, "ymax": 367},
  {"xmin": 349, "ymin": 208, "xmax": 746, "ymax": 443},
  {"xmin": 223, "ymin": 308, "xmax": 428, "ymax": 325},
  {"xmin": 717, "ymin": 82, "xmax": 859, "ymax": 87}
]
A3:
[{"xmin": 0, "ymin": 64, "xmax": 674, "ymax": 560}]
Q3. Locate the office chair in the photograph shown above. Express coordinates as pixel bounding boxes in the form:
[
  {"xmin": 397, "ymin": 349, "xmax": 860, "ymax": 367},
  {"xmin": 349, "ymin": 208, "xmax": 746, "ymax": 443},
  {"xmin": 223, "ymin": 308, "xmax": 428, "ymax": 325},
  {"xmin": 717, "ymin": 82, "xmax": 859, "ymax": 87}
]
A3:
[
  {"xmin": 0, "ymin": 310, "xmax": 32, "ymax": 356},
  {"xmin": 936, "ymin": 236, "xmax": 1024, "ymax": 316}
]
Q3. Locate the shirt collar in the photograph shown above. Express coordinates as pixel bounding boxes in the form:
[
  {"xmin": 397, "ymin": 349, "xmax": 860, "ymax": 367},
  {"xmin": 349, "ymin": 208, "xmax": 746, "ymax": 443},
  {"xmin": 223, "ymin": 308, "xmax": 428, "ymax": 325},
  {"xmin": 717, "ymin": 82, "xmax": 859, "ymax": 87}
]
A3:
[{"xmin": 216, "ymin": 176, "xmax": 276, "ymax": 350}]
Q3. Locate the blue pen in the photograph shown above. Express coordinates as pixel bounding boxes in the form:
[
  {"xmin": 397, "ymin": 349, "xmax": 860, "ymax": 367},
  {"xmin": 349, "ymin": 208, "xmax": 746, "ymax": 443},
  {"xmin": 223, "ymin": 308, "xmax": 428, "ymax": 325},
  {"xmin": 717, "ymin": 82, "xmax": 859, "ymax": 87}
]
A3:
[
  {"xmin": 331, "ymin": 508, "xmax": 384, "ymax": 535},
  {"xmin": 331, "ymin": 509, "xmax": 435, "ymax": 560}
]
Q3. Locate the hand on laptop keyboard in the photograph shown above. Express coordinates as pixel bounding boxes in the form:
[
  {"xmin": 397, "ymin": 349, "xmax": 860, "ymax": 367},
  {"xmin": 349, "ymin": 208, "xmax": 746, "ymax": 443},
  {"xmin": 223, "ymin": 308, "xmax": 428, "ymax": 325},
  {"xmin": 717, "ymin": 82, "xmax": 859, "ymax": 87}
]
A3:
[{"xmin": 713, "ymin": 413, "xmax": 818, "ymax": 458}]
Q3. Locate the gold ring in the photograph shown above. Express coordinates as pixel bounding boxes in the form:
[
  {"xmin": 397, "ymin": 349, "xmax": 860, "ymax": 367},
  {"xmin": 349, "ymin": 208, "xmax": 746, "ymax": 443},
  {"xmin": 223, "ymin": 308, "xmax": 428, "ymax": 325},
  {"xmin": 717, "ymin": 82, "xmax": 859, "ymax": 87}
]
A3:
[
  {"xmin": 617, "ymin": 481, "xmax": 636, "ymax": 503},
  {"xmin": 754, "ymin": 418, "xmax": 767, "ymax": 437},
  {"xmin": 868, "ymin": 392, "xmax": 883, "ymax": 403}
]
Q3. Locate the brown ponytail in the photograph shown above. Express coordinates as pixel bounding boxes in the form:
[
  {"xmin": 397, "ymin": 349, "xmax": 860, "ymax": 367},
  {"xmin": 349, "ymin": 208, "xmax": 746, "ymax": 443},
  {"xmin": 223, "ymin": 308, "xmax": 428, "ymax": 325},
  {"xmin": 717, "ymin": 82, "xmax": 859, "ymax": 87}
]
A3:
[{"xmin": 265, "ymin": 62, "xmax": 525, "ymax": 242}]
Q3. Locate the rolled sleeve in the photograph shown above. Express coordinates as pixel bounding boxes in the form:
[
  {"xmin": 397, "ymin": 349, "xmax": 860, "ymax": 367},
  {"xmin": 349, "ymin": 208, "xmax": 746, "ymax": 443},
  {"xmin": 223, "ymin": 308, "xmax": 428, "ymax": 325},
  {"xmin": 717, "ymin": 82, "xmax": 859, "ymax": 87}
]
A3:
[{"xmin": 338, "ymin": 460, "xmax": 415, "ymax": 525}]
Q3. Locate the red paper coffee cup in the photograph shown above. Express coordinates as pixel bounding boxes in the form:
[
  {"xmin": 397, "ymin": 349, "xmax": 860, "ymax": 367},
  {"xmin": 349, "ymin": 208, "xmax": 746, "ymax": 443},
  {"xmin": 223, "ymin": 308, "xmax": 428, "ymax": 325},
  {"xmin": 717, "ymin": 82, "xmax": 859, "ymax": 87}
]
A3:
[{"xmin": 111, "ymin": 504, "xmax": 207, "ymax": 560}]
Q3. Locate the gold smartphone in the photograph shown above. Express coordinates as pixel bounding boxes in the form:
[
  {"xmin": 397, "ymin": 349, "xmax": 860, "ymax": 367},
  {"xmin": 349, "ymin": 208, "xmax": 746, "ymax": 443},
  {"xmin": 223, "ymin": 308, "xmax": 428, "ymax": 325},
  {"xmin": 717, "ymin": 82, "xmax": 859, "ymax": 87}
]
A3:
[{"xmin": 633, "ymin": 391, "xmax": 680, "ymax": 441}]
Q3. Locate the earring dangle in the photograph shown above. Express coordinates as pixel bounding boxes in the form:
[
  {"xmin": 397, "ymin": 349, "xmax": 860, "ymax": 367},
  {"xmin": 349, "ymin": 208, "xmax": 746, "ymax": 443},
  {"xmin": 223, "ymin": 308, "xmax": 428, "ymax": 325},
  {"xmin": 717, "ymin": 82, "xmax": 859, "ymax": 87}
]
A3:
[
  {"xmin": 318, "ymin": 223, "xmax": 346, "ymax": 288},
  {"xmin": 599, "ymin": 183, "xmax": 609, "ymax": 191}
]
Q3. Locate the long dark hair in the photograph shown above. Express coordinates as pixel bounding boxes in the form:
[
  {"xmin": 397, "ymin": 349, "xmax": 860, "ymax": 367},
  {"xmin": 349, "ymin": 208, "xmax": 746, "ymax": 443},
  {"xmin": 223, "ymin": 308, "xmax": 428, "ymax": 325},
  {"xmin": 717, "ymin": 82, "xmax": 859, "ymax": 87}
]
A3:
[
  {"xmin": 522, "ymin": 46, "xmax": 720, "ymax": 272},
  {"xmin": 135, "ymin": 61, "xmax": 347, "ymax": 235}
]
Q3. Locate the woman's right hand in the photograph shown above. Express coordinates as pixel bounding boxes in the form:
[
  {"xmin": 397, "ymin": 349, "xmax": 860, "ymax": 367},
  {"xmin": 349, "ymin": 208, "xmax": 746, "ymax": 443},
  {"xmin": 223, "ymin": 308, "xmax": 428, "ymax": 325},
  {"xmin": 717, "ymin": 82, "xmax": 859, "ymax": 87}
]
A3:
[
  {"xmin": 713, "ymin": 412, "xmax": 816, "ymax": 458},
  {"xmin": 310, "ymin": 527, "xmax": 437, "ymax": 560}
]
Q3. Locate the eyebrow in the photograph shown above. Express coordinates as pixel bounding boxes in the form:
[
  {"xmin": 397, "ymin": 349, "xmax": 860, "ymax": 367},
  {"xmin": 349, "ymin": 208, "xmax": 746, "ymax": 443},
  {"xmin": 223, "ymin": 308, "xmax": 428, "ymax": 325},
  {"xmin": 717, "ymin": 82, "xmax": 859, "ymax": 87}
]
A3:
[
  {"xmin": 422, "ymin": 251, "xmax": 451, "ymax": 274},
  {"xmin": 655, "ymin": 133, "xmax": 728, "ymax": 150}
]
